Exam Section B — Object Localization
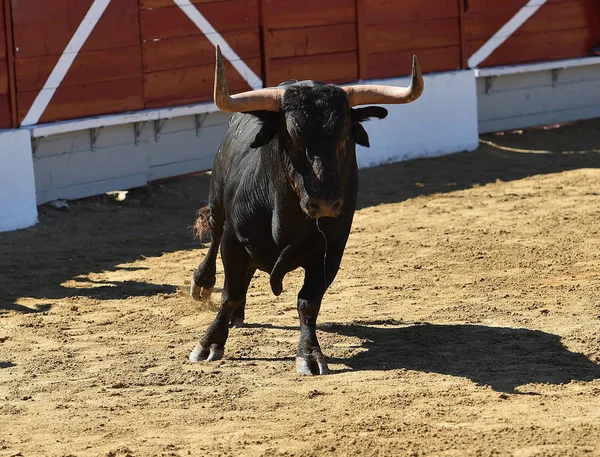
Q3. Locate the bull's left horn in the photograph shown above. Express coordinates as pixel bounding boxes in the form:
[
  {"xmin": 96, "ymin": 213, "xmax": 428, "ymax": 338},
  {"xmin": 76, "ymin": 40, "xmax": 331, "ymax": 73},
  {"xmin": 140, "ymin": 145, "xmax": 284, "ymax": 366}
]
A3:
[
  {"xmin": 343, "ymin": 55, "xmax": 424, "ymax": 107},
  {"xmin": 214, "ymin": 45, "xmax": 283, "ymax": 113}
]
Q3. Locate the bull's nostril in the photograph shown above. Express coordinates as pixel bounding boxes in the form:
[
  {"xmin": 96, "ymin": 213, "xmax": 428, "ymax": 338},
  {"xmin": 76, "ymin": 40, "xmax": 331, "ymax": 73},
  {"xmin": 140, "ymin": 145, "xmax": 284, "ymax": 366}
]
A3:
[
  {"xmin": 308, "ymin": 199, "xmax": 321, "ymax": 213},
  {"xmin": 332, "ymin": 199, "xmax": 341, "ymax": 212}
]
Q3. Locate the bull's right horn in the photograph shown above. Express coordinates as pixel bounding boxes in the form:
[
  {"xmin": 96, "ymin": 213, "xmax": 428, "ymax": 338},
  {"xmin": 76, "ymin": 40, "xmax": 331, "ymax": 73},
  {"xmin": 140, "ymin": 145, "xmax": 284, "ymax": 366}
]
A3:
[
  {"xmin": 214, "ymin": 45, "xmax": 283, "ymax": 113},
  {"xmin": 343, "ymin": 56, "xmax": 424, "ymax": 107}
]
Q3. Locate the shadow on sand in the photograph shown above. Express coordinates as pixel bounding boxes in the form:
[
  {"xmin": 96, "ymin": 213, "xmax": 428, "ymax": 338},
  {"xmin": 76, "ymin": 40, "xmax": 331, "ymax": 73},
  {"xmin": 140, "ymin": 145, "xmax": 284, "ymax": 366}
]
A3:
[
  {"xmin": 323, "ymin": 322, "xmax": 600, "ymax": 393},
  {"xmin": 1, "ymin": 119, "xmax": 599, "ymax": 311},
  {"xmin": 233, "ymin": 321, "xmax": 600, "ymax": 393}
]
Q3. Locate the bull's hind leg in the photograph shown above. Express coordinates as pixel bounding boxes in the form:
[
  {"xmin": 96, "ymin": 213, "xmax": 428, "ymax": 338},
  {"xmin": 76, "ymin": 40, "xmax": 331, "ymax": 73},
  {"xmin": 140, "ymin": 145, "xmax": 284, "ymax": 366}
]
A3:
[
  {"xmin": 189, "ymin": 230, "xmax": 253, "ymax": 362},
  {"xmin": 191, "ymin": 205, "xmax": 223, "ymax": 301}
]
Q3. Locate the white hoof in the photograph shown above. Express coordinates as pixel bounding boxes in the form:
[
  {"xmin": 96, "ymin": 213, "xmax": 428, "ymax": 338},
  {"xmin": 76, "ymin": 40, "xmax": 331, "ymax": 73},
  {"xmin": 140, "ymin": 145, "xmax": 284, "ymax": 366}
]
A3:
[{"xmin": 190, "ymin": 283, "xmax": 212, "ymax": 301}]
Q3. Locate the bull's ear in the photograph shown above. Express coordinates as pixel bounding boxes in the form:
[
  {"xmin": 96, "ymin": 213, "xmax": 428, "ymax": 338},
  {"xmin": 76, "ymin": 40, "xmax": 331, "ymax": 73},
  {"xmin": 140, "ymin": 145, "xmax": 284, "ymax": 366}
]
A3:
[
  {"xmin": 350, "ymin": 107, "xmax": 387, "ymax": 147},
  {"xmin": 351, "ymin": 123, "xmax": 370, "ymax": 147},
  {"xmin": 250, "ymin": 112, "xmax": 278, "ymax": 148},
  {"xmin": 351, "ymin": 106, "xmax": 388, "ymax": 123}
]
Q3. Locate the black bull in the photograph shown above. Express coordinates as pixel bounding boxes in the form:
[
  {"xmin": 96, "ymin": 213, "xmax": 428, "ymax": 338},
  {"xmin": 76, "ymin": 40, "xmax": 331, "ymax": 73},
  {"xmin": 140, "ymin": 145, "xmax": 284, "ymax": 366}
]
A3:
[{"xmin": 188, "ymin": 46, "xmax": 423, "ymax": 375}]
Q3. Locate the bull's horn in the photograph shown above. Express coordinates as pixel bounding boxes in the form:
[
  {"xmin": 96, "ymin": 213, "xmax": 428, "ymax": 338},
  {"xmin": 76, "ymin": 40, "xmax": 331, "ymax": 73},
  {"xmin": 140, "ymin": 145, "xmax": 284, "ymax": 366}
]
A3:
[
  {"xmin": 343, "ymin": 56, "xmax": 424, "ymax": 107},
  {"xmin": 214, "ymin": 45, "xmax": 283, "ymax": 113}
]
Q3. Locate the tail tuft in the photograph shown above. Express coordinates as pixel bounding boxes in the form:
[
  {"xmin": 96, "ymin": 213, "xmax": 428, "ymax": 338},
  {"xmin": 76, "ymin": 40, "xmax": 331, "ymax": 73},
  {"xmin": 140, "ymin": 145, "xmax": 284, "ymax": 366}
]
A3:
[{"xmin": 193, "ymin": 205, "xmax": 212, "ymax": 241}]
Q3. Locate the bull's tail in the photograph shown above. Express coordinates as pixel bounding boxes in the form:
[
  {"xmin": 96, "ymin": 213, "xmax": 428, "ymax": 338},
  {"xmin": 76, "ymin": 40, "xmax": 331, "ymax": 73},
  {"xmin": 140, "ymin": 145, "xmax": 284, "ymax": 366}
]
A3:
[{"xmin": 193, "ymin": 205, "xmax": 212, "ymax": 241}]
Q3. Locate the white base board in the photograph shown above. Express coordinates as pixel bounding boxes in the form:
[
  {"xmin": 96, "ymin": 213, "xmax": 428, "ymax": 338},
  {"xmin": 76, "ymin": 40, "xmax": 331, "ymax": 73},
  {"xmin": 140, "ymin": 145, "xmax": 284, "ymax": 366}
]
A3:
[
  {"xmin": 477, "ymin": 62, "xmax": 600, "ymax": 133},
  {"xmin": 351, "ymin": 70, "xmax": 479, "ymax": 168},
  {"xmin": 33, "ymin": 112, "xmax": 231, "ymax": 204},
  {"xmin": 0, "ymin": 130, "xmax": 38, "ymax": 232}
]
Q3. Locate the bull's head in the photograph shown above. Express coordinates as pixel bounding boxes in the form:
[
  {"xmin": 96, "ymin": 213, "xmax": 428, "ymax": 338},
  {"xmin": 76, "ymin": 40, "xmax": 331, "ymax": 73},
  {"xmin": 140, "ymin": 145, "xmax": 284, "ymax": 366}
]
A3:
[{"xmin": 213, "ymin": 46, "xmax": 424, "ymax": 218}]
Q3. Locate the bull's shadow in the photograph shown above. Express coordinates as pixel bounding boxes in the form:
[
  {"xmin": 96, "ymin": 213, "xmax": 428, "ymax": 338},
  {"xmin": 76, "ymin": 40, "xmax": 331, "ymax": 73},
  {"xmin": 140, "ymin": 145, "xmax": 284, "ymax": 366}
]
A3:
[
  {"xmin": 318, "ymin": 322, "xmax": 600, "ymax": 393},
  {"xmin": 357, "ymin": 120, "xmax": 600, "ymax": 209}
]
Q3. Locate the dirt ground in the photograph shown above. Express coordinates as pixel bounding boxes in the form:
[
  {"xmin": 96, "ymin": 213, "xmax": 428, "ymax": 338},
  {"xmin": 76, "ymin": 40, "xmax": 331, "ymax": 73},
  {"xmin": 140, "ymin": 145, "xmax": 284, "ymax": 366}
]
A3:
[{"xmin": 2, "ymin": 119, "xmax": 600, "ymax": 457}]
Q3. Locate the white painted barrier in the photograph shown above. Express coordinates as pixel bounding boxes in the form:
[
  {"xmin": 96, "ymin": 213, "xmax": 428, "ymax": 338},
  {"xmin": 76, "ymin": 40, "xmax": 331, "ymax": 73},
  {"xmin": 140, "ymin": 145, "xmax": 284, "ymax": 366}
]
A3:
[
  {"xmin": 0, "ymin": 69, "xmax": 481, "ymax": 231},
  {"xmin": 0, "ymin": 129, "xmax": 38, "ymax": 232},
  {"xmin": 353, "ymin": 70, "xmax": 479, "ymax": 168}
]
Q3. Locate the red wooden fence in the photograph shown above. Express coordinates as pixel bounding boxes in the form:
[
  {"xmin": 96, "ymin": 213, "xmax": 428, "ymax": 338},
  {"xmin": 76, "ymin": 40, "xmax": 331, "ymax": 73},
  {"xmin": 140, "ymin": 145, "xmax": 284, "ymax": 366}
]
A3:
[
  {"xmin": 262, "ymin": 0, "xmax": 358, "ymax": 86},
  {"xmin": 359, "ymin": 0, "xmax": 462, "ymax": 80},
  {"xmin": 140, "ymin": 0, "xmax": 261, "ymax": 108},
  {"xmin": 13, "ymin": 0, "xmax": 143, "ymax": 125},
  {"xmin": 465, "ymin": 0, "xmax": 600, "ymax": 67},
  {"xmin": 0, "ymin": 0, "xmax": 598, "ymax": 128}
]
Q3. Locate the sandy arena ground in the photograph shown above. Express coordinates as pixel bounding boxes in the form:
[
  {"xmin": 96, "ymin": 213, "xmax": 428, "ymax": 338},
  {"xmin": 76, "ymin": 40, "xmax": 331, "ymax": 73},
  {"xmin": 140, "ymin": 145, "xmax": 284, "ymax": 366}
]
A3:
[{"xmin": 2, "ymin": 119, "xmax": 600, "ymax": 457}]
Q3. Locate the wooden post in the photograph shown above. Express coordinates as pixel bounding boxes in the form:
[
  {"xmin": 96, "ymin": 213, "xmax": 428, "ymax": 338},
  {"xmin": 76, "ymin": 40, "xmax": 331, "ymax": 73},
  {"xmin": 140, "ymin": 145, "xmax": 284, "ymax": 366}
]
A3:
[
  {"xmin": 458, "ymin": 0, "xmax": 469, "ymax": 69},
  {"xmin": 356, "ymin": 0, "xmax": 367, "ymax": 80},
  {"xmin": 3, "ymin": 0, "xmax": 18, "ymax": 127}
]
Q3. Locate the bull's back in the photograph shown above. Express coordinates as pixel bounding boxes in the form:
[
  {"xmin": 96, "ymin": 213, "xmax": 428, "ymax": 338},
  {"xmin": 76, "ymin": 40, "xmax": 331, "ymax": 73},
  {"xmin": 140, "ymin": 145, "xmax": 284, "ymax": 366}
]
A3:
[
  {"xmin": 213, "ymin": 113, "xmax": 264, "ymax": 175},
  {"xmin": 208, "ymin": 113, "xmax": 268, "ymax": 213}
]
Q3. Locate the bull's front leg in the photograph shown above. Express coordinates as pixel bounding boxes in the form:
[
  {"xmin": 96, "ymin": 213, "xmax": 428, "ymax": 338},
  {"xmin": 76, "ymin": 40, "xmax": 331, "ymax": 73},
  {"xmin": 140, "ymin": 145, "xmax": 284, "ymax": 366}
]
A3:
[{"xmin": 295, "ymin": 267, "xmax": 332, "ymax": 375}]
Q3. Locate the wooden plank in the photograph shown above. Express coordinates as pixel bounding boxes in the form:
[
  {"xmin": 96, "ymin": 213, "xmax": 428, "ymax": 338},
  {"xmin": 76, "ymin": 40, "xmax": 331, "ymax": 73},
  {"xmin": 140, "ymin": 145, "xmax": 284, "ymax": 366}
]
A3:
[
  {"xmin": 11, "ymin": 0, "xmax": 138, "ymax": 25},
  {"xmin": 269, "ymin": 52, "xmax": 358, "ymax": 85},
  {"xmin": 144, "ymin": 58, "xmax": 260, "ymax": 108},
  {"xmin": 520, "ymin": 0, "xmax": 600, "ymax": 37},
  {"xmin": 12, "ymin": 0, "xmax": 75, "ymax": 25},
  {"xmin": 140, "ymin": 0, "xmax": 231, "ymax": 8},
  {"xmin": 0, "ymin": 94, "xmax": 10, "ymax": 127},
  {"xmin": 11, "ymin": 0, "xmax": 142, "ymax": 127},
  {"xmin": 259, "ymin": 0, "xmax": 270, "ymax": 86},
  {"xmin": 458, "ymin": 0, "xmax": 468, "ymax": 68},
  {"xmin": 14, "ymin": 9, "xmax": 141, "ymax": 58},
  {"xmin": 0, "ymin": 94, "xmax": 10, "ymax": 128},
  {"xmin": 18, "ymin": 77, "xmax": 144, "ymax": 124},
  {"xmin": 0, "ymin": 58, "xmax": 6, "ymax": 94},
  {"xmin": 267, "ymin": 24, "xmax": 357, "ymax": 59},
  {"xmin": 367, "ymin": 46, "xmax": 461, "ymax": 79},
  {"xmin": 0, "ymin": 0, "xmax": 5, "ymax": 101},
  {"xmin": 465, "ymin": 7, "xmax": 519, "ymax": 41},
  {"xmin": 366, "ymin": 18, "xmax": 460, "ymax": 54},
  {"xmin": 3, "ymin": 0, "xmax": 16, "ymax": 127},
  {"xmin": 262, "ymin": 0, "xmax": 355, "ymax": 30},
  {"xmin": 365, "ymin": 0, "xmax": 459, "ymax": 25},
  {"xmin": 142, "ymin": 29, "xmax": 260, "ymax": 73},
  {"xmin": 468, "ymin": 0, "xmax": 575, "ymax": 12},
  {"xmin": 0, "ymin": 24, "xmax": 5, "ymax": 59},
  {"xmin": 466, "ymin": 0, "xmax": 527, "ymax": 12},
  {"xmin": 470, "ymin": 27, "xmax": 596, "ymax": 68},
  {"xmin": 140, "ymin": 0, "xmax": 259, "ymax": 40},
  {"xmin": 15, "ymin": 46, "xmax": 143, "ymax": 92},
  {"xmin": 466, "ymin": 1, "xmax": 592, "ymax": 40},
  {"xmin": 356, "ymin": 0, "xmax": 368, "ymax": 79}
]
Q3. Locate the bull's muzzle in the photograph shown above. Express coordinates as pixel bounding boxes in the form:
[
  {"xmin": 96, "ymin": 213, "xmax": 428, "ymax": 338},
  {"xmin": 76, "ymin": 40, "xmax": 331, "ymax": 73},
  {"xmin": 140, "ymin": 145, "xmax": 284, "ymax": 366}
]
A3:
[{"xmin": 306, "ymin": 196, "xmax": 342, "ymax": 218}]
